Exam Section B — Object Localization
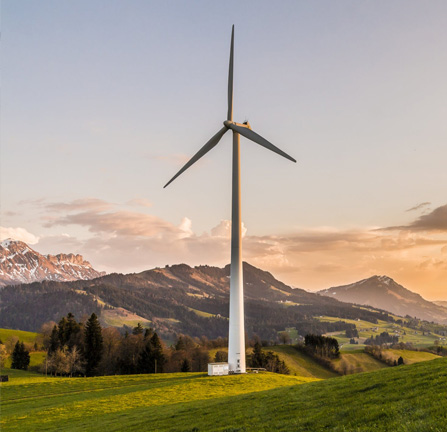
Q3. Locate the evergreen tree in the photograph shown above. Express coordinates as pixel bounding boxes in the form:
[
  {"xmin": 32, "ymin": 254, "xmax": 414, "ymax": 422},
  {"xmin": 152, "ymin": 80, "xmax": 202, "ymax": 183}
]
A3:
[
  {"xmin": 251, "ymin": 342, "xmax": 265, "ymax": 368},
  {"xmin": 84, "ymin": 313, "xmax": 103, "ymax": 376},
  {"xmin": 132, "ymin": 323, "xmax": 144, "ymax": 335},
  {"xmin": 181, "ymin": 358, "xmax": 191, "ymax": 372},
  {"xmin": 138, "ymin": 340, "xmax": 153, "ymax": 374},
  {"xmin": 11, "ymin": 342, "xmax": 30, "ymax": 370},
  {"xmin": 150, "ymin": 332, "xmax": 165, "ymax": 373},
  {"xmin": 49, "ymin": 325, "xmax": 60, "ymax": 353}
]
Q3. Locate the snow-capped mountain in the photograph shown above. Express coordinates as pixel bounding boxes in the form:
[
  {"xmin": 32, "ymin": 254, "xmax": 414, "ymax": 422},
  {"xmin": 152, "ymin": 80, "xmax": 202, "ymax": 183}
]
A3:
[
  {"xmin": 0, "ymin": 239, "xmax": 105, "ymax": 287},
  {"xmin": 318, "ymin": 275, "xmax": 447, "ymax": 324}
]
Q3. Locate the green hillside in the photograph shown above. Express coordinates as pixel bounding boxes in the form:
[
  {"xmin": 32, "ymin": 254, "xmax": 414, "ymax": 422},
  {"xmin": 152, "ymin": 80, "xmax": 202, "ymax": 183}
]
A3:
[
  {"xmin": 261, "ymin": 345, "xmax": 337, "ymax": 378},
  {"xmin": 209, "ymin": 345, "xmax": 337, "ymax": 379},
  {"xmin": 318, "ymin": 316, "xmax": 446, "ymax": 350},
  {"xmin": 0, "ymin": 328, "xmax": 39, "ymax": 344},
  {"xmin": 1, "ymin": 358, "xmax": 446, "ymax": 431},
  {"xmin": 331, "ymin": 351, "xmax": 388, "ymax": 374}
]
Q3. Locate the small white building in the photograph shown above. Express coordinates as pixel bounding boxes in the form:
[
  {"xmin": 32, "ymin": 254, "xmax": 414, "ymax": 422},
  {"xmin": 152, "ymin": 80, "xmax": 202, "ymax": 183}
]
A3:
[{"xmin": 208, "ymin": 362, "xmax": 229, "ymax": 376}]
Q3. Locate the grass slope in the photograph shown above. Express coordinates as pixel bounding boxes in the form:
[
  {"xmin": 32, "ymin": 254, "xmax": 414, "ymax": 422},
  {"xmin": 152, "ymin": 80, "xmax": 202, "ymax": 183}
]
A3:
[
  {"xmin": 262, "ymin": 345, "xmax": 337, "ymax": 378},
  {"xmin": 1, "ymin": 359, "xmax": 446, "ymax": 431},
  {"xmin": 208, "ymin": 345, "xmax": 337, "ymax": 379},
  {"xmin": 0, "ymin": 328, "xmax": 39, "ymax": 344},
  {"xmin": 331, "ymin": 352, "xmax": 388, "ymax": 374},
  {"xmin": 319, "ymin": 316, "xmax": 444, "ymax": 350}
]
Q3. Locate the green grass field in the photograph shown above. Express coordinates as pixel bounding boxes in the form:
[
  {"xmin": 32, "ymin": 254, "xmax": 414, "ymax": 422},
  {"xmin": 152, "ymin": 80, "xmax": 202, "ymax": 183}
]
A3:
[
  {"xmin": 261, "ymin": 345, "xmax": 338, "ymax": 378},
  {"xmin": 318, "ymin": 316, "xmax": 445, "ymax": 350},
  {"xmin": 0, "ymin": 328, "xmax": 39, "ymax": 344},
  {"xmin": 331, "ymin": 352, "xmax": 388, "ymax": 374},
  {"xmin": 382, "ymin": 349, "xmax": 441, "ymax": 365},
  {"xmin": 1, "ymin": 358, "xmax": 446, "ymax": 431}
]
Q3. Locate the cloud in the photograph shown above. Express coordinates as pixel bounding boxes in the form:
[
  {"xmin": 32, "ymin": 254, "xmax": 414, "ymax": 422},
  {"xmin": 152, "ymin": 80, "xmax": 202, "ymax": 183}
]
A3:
[
  {"xmin": 45, "ymin": 210, "xmax": 181, "ymax": 238},
  {"xmin": 406, "ymin": 202, "xmax": 431, "ymax": 212},
  {"xmin": 407, "ymin": 204, "xmax": 447, "ymax": 231},
  {"xmin": 45, "ymin": 198, "xmax": 113, "ymax": 213},
  {"xmin": 382, "ymin": 204, "xmax": 447, "ymax": 232},
  {"xmin": 211, "ymin": 220, "xmax": 247, "ymax": 238},
  {"xmin": 18, "ymin": 197, "xmax": 447, "ymax": 299},
  {"xmin": 0, "ymin": 226, "xmax": 39, "ymax": 244},
  {"xmin": 127, "ymin": 198, "xmax": 152, "ymax": 208}
]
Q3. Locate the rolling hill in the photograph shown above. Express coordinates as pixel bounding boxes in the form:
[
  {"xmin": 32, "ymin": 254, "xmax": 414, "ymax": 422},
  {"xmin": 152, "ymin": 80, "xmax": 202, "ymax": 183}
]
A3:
[{"xmin": 1, "ymin": 358, "xmax": 446, "ymax": 431}]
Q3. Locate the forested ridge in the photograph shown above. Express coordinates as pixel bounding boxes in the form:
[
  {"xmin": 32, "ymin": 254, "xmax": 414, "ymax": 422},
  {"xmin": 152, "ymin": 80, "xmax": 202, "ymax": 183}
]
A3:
[{"xmin": 0, "ymin": 262, "xmax": 393, "ymax": 340}]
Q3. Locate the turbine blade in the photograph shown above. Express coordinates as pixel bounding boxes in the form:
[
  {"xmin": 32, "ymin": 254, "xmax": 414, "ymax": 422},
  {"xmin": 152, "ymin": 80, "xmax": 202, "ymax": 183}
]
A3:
[
  {"xmin": 163, "ymin": 127, "xmax": 228, "ymax": 188},
  {"xmin": 230, "ymin": 124, "xmax": 296, "ymax": 163},
  {"xmin": 227, "ymin": 25, "xmax": 234, "ymax": 121}
]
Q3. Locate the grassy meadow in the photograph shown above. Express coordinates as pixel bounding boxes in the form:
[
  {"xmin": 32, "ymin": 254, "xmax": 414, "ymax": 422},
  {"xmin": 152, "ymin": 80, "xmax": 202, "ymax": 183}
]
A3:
[
  {"xmin": 0, "ymin": 328, "xmax": 39, "ymax": 345},
  {"xmin": 317, "ymin": 316, "xmax": 446, "ymax": 351},
  {"xmin": 1, "ymin": 358, "xmax": 446, "ymax": 431}
]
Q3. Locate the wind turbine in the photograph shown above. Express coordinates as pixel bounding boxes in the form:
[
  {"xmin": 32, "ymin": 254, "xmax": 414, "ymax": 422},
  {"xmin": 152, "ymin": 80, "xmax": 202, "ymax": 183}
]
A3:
[{"xmin": 164, "ymin": 26, "xmax": 296, "ymax": 373}]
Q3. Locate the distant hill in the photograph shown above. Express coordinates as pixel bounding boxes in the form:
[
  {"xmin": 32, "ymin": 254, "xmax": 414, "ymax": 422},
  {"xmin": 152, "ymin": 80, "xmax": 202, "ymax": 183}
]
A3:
[
  {"xmin": 0, "ymin": 239, "xmax": 105, "ymax": 287},
  {"xmin": 434, "ymin": 300, "xmax": 447, "ymax": 308},
  {"xmin": 0, "ymin": 262, "xmax": 392, "ymax": 337},
  {"xmin": 319, "ymin": 275, "xmax": 447, "ymax": 324}
]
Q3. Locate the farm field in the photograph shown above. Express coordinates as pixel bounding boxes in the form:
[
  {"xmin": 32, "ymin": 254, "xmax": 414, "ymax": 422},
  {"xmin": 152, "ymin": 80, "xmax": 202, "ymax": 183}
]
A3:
[
  {"xmin": 0, "ymin": 328, "xmax": 39, "ymax": 345},
  {"xmin": 1, "ymin": 358, "xmax": 446, "ymax": 431},
  {"xmin": 317, "ymin": 316, "xmax": 445, "ymax": 350},
  {"xmin": 261, "ymin": 345, "xmax": 337, "ymax": 378},
  {"xmin": 382, "ymin": 349, "xmax": 441, "ymax": 365}
]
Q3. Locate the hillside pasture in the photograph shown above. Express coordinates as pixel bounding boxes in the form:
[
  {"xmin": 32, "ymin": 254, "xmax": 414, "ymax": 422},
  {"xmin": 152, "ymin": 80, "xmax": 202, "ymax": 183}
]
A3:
[
  {"xmin": 318, "ymin": 316, "xmax": 444, "ymax": 349},
  {"xmin": 1, "ymin": 358, "xmax": 446, "ymax": 431},
  {"xmin": 0, "ymin": 328, "xmax": 39, "ymax": 345}
]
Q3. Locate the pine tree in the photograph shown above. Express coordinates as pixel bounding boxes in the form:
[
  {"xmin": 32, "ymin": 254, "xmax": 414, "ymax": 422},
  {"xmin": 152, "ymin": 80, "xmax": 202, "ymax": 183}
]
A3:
[
  {"xmin": 132, "ymin": 323, "xmax": 144, "ymax": 335},
  {"xmin": 84, "ymin": 313, "xmax": 103, "ymax": 376},
  {"xmin": 251, "ymin": 342, "xmax": 265, "ymax": 368},
  {"xmin": 49, "ymin": 325, "xmax": 60, "ymax": 353},
  {"xmin": 181, "ymin": 358, "xmax": 191, "ymax": 372},
  {"xmin": 138, "ymin": 340, "xmax": 153, "ymax": 374},
  {"xmin": 150, "ymin": 333, "xmax": 165, "ymax": 373},
  {"xmin": 11, "ymin": 342, "xmax": 30, "ymax": 370}
]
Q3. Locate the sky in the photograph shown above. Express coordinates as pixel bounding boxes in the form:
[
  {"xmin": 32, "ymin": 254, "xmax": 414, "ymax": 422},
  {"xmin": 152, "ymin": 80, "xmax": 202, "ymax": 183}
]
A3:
[{"xmin": 1, "ymin": 1, "xmax": 446, "ymax": 300}]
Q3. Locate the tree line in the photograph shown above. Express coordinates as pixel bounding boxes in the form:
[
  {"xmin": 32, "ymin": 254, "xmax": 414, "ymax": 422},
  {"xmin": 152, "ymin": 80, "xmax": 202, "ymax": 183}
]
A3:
[
  {"xmin": 36, "ymin": 312, "xmax": 298, "ymax": 377},
  {"xmin": 364, "ymin": 331, "xmax": 399, "ymax": 346}
]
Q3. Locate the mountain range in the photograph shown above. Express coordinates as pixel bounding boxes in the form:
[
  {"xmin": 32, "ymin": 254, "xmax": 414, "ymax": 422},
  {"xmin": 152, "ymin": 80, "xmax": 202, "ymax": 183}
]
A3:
[
  {"xmin": 1, "ymin": 240, "xmax": 445, "ymax": 335},
  {"xmin": 319, "ymin": 275, "xmax": 447, "ymax": 324},
  {"xmin": 0, "ymin": 239, "xmax": 104, "ymax": 287},
  {"xmin": 0, "ymin": 260, "xmax": 392, "ymax": 337}
]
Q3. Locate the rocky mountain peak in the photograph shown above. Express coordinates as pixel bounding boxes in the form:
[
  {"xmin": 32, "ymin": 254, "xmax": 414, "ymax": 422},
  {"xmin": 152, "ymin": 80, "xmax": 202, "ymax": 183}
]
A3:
[{"xmin": 0, "ymin": 239, "xmax": 105, "ymax": 287}]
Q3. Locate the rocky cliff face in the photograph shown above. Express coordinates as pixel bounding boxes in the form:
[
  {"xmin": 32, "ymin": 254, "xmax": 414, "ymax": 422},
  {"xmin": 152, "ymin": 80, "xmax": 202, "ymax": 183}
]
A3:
[{"xmin": 0, "ymin": 239, "xmax": 105, "ymax": 287}]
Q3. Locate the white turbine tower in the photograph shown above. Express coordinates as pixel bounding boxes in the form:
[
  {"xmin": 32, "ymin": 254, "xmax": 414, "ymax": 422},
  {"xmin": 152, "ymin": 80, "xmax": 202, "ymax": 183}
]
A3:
[{"xmin": 164, "ymin": 26, "xmax": 296, "ymax": 373}]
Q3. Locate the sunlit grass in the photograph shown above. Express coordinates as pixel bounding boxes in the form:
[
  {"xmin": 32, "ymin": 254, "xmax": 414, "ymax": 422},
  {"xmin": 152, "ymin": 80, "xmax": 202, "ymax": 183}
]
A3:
[{"xmin": 1, "ymin": 359, "xmax": 446, "ymax": 431}]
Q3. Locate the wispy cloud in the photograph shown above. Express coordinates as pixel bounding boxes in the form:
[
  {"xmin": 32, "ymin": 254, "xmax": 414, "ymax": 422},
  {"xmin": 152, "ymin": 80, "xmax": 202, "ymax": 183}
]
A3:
[
  {"xmin": 406, "ymin": 202, "xmax": 431, "ymax": 212},
  {"xmin": 45, "ymin": 198, "xmax": 114, "ymax": 213},
  {"xmin": 384, "ymin": 204, "xmax": 447, "ymax": 232},
  {"xmin": 127, "ymin": 198, "xmax": 152, "ymax": 208},
  {"xmin": 0, "ymin": 226, "xmax": 40, "ymax": 244},
  {"xmin": 16, "ymin": 197, "xmax": 447, "ymax": 299}
]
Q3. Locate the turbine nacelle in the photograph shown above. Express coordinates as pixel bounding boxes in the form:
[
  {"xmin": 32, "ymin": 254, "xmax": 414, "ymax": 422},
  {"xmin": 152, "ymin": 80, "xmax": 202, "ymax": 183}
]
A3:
[{"xmin": 224, "ymin": 120, "xmax": 252, "ymax": 130}]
